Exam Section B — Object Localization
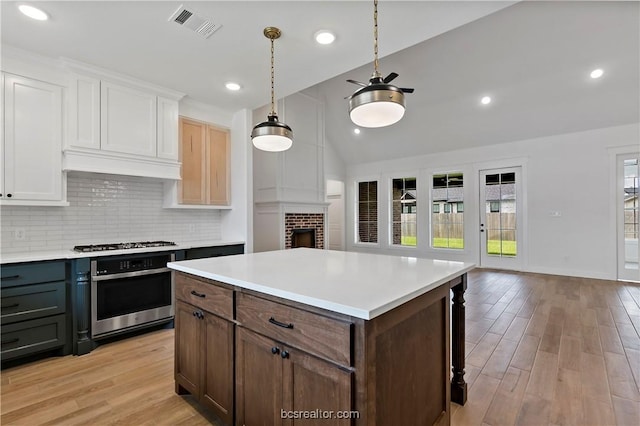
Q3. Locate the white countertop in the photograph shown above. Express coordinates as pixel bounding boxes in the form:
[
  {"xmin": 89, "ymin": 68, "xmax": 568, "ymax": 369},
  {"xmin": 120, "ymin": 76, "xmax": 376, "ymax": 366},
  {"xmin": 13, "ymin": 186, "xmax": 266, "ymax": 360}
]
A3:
[
  {"xmin": 0, "ymin": 240, "xmax": 245, "ymax": 264},
  {"xmin": 168, "ymin": 248, "xmax": 475, "ymax": 320}
]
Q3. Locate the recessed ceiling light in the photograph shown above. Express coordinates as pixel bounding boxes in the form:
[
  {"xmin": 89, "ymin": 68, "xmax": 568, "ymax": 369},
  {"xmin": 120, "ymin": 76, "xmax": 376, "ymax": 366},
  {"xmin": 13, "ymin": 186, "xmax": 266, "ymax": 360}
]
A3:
[
  {"xmin": 18, "ymin": 4, "xmax": 48, "ymax": 21},
  {"xmin": 481, "ymin": 96, "xmax": 492, "ymax": 105},
  {"xmin": 314, "ymin": 30, "xmax": 335, "ymax": 45},
  {"xmin": 353, "ymin": 128, "xmax": 361, "ymax": 135},
  {"xmin": 225, "ymin": 82, "xmax": 241, "ymax": 91},
  {"xmin": 590, "ymin": 68, "xmax": 604, "ymax": 79}
]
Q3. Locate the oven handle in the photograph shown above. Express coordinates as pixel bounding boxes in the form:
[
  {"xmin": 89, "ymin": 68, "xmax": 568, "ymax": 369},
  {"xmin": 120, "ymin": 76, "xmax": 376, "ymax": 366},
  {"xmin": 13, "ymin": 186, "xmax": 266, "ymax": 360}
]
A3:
[{"xmin": 92, "ymin": 267, "xmax": 172, "ymax": 281}]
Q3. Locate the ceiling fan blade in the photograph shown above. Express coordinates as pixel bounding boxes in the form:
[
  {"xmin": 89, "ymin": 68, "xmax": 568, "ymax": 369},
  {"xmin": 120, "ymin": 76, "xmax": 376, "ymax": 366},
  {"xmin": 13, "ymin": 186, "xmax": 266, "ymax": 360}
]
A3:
[
  {"xmin": 400, "ymin": 88, "xmax": 415, "ymax": 93},
  {"xmin": 383, "ymin": 72, "xmax": 399, "ymax": 83},
  {"xmin": 346, "ymin": 79, "xmax": 367, "ymax": 87}
]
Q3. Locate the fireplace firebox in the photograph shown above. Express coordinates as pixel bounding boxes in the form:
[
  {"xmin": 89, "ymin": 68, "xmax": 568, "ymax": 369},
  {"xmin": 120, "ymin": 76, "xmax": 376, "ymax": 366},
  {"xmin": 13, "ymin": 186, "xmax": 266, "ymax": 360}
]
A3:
[{"xmin": 291, "ymin": 228, "xmax": 316, "ymax": 248}]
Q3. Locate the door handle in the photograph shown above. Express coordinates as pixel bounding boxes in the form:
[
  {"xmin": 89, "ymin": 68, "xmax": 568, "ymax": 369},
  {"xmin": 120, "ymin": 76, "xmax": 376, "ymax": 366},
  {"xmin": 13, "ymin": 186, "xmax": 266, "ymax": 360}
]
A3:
[
  {"xmin": 1, "ymin": 303, "xmax": 19, "ymax": 309},
  {"xmin": 1, "ymin": 275, "xmax": 21, "ymax": 281}
]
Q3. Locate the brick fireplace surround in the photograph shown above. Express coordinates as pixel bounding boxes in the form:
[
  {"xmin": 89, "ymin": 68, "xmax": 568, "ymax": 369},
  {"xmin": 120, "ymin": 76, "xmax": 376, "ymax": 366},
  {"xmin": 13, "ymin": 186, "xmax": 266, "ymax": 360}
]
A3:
[{"xmin": 284, "ymin": 213, "xmax": 324, "ymax": 249}]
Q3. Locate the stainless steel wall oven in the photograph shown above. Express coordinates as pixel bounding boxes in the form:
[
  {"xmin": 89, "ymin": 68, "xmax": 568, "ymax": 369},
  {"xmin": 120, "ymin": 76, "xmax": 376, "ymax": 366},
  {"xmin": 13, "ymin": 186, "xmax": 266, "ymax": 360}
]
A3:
[{"xmin": 90, "ymin": 252, "xmax": 175, "ymax": 338}]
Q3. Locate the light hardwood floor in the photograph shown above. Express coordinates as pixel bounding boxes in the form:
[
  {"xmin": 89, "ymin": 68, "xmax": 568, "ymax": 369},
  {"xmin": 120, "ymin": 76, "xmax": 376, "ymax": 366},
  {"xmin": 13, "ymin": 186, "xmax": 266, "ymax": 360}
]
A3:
[{"xmin": 1, "ymin": 269, "xmax": 639, "ymax": 425}]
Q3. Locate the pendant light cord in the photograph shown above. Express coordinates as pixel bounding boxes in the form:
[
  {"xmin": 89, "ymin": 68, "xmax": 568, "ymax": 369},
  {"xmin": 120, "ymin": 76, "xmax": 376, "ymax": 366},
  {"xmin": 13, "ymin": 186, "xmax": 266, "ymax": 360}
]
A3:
[
  {"xmin": 270, "ymin": 36, "xmax": 276, "ymax": 116},
  {"xmin": 373, "ymin": 0, "xmax": 380, "ymax": 78}
]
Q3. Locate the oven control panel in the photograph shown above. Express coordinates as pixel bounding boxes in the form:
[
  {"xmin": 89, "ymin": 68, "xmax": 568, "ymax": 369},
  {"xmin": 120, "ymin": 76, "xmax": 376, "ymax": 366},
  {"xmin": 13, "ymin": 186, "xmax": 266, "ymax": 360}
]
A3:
[{"xmin": 94, "ymin": 253, "xmax": 173, "ymax": 276}]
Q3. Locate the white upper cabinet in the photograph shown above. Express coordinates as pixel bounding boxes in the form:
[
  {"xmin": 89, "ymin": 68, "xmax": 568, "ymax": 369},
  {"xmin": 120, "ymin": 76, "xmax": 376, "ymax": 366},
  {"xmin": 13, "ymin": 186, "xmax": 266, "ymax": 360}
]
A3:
[
  {"xmin": 101, "ymin": 81, "xmax": 157, "ymax": 157},
  {"xmin": 157, "ymin": 96, "xmax": 179, "ymax": 161},
  {"xmin": 68, "ymin": 74, "xmax": 100, "ymax": 150},
  {"xmin": 1, "ymin": 73, "xmax": 67, "ymax": 205},
  {"xmin": 62, "ymin": 60, "xmax": 184, "ymax": 179}
]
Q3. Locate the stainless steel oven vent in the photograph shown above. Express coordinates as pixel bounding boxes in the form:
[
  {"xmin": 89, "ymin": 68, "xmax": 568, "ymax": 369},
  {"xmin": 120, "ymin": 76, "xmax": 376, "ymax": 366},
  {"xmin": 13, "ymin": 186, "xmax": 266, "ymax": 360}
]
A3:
[{"xmin": 168, "ymin": 4, "xmax": 222, "ymax": 39}]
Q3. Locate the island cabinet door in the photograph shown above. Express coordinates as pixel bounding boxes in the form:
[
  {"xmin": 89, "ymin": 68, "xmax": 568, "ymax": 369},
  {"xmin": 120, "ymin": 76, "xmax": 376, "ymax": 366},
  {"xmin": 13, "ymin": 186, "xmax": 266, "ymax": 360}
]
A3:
[
  {"xmin": 201, "ymin": 312, "xmax": 234, "ymax": 426},
  {"xmin": 236, "ymin": 327, "xmax": 283, "ymax": 426},
  {"xmin": 282, "ymin": 347, "xmax": 353, "ymax": 426},
  {"xmin": 175, "ymin": 301, "xmax": 202, "ymax": 396}
]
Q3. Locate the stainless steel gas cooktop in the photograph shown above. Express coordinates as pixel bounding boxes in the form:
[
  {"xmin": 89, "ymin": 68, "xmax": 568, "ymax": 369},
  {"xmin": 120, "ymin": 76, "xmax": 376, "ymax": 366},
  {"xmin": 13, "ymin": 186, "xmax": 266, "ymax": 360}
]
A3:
[{"xmin": 73, "ymin": 241, "xmax": 177, "ymax": 252}]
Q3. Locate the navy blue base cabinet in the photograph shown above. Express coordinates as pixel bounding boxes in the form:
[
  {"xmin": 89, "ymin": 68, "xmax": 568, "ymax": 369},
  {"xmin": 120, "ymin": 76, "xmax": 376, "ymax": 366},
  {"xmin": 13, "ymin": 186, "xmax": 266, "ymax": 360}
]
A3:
[{"xmin": 1, "ymin": 260, "xmax": 71, "ymax": 364}]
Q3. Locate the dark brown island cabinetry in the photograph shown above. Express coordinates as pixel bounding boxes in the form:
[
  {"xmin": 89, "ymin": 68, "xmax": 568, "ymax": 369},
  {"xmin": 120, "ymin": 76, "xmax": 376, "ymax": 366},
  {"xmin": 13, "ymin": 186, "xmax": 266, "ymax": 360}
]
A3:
[
  {"xmin": 236, "ymin": 293, "xmax": 353, "ymax": 425},
  {"xmin": 174, "ymin": 273, "xmax": 234, "ymax": 425},
  {"xmin": 173, "ymin": 268, "xmax": 464, "ymax": 426}
]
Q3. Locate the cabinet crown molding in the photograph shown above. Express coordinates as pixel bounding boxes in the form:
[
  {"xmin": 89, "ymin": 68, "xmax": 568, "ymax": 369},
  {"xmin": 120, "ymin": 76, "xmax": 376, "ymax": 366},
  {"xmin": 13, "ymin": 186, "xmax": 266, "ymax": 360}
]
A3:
[{"xmin": 60, "ymin": 57, "xmax": 185, "ymax": 101}]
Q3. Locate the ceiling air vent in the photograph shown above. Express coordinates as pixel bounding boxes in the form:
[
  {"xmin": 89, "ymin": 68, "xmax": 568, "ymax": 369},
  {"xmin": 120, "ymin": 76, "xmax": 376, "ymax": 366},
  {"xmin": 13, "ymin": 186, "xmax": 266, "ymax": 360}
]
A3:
[{"xmin": 169, "ymin": 5, "xmax": 222, "ymax": 39}]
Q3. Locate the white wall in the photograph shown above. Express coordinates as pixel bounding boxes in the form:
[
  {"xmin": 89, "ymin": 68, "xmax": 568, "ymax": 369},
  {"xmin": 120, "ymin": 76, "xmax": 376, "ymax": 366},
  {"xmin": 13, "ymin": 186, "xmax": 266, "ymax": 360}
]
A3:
[
  {"xmin": 253, "ymin": 93, "xmax": 325, "ymax": 204},
  {"xmin": 252, "ymin": 92, "xmax": 329, "ymax": 252},
  {"xmin": 179, "ymin": 98, "xmax": 234, "ymax": 127},
  {"xmin": 345, "ymin": 123, "xmax": 640, "ymax": 280},
  {"xmin": 221, "ymin": 109, "xmax": 252, "ymax": 251}
]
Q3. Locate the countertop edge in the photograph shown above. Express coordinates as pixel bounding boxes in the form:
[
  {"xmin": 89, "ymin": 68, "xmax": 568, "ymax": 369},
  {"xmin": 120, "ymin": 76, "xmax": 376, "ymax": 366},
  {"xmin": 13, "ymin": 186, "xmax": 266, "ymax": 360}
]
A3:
[
  {"xmin": 168, "ymin": 261, "xmax": 475, "ymax": 320},
  {"xmin": 0, "ymin": 240, "xmax": 245, "ymax": 264}
]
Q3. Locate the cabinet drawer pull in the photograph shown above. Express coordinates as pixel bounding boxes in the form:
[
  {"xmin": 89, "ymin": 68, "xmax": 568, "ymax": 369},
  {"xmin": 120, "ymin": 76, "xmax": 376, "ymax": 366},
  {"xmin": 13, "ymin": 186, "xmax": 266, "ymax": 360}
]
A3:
[
  {"xmin": 190, "ymin": 290, "xmax": 206, "ymax": 298},
  {"xmin": 1, "ymin": 303, "xmax": 19, "ymax": 309},
  {"xmin": 269, "ymin": 317, "xmax": 294, "ymax": 329},
  {"xmin": 1, "ymin": 275, "xmax": 21, "ymax": 281},
  {"xmin": 1, "ymin": 338, "xmax": 19, "ymax": 345}
]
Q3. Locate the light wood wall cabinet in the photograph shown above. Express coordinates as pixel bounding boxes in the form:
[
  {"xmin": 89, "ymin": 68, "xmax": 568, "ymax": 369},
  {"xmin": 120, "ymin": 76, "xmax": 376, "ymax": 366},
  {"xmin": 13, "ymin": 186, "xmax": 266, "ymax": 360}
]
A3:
[
  {"xmin": 178, "ymin": 117, "xmax": 230, "ymax": 206},
  {"xmin": 1, "ymin": 73, "xmax": 66, "ymax": 205}
]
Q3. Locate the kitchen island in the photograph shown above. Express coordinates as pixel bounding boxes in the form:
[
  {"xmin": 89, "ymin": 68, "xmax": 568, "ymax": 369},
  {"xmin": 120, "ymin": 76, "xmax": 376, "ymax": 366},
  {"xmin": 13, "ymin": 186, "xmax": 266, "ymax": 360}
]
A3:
[{"xmin": 168, "ymin": 248, "xmax": 474, "ymax": 425}]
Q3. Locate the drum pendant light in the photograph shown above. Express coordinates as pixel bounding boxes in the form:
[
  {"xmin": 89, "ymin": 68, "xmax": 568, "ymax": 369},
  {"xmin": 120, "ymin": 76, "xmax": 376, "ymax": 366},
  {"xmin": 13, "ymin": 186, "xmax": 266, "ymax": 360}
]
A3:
[
  {"xmin": 347, "ymin": 0, "xmax": 414, "ymax": 128},
  {"xmin": 251, "ymin": 27, "xmax": 293, "ymax": 152}
]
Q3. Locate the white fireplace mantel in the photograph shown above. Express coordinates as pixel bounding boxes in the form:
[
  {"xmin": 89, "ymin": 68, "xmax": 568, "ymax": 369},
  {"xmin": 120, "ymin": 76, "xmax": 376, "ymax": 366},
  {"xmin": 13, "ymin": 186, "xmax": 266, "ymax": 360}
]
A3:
[{"xmin": 254, "ymin": 201, "xmax": 329, "ymax": 252}]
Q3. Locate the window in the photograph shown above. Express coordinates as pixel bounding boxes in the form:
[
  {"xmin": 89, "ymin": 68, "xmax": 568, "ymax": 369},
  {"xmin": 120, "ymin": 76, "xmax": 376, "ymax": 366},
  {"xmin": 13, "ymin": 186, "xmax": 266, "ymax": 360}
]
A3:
[
  {"xmin": 489, "ymin": 201, "xmax": 500, "ymax": 213},
  {"xmin": 392, "ymin": 177, "xmax": 417, "ymax": 246},
  {"xmin": 432, "ymin": 172, "xmax": 464, "ymax": 249},
  {"xmin": 357, "ymin": 181, "xmax": 378, "ymax": 243},
  {"xmin": 432, "ymin": 203, "xmax": 440, "ymax": 213}
]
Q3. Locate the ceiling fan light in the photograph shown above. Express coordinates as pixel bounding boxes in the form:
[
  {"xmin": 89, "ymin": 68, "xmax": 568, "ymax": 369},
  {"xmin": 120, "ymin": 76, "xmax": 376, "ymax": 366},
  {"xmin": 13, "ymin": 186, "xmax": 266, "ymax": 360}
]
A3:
[
  {"xmin": 349, "ymin": 88, "xmax": 405, "ymax": 128},
  {"xmin": 251, "ymin": 115, "xmax": 293, "ymax": 152}
]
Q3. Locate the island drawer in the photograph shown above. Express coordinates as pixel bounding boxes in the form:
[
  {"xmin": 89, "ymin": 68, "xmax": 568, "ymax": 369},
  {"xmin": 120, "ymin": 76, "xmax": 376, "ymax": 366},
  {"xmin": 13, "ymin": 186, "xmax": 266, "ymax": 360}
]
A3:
[
  {"xmin": 1, "ymin": 281, "xmax": 66, "ymax": 325},
  {"xmin": 236, "ymin": 292, "xmax": 352, "ymax": 366},
  {"xmin": 175, "ymin": 274, "xmax": 233, "ymax": 320}
]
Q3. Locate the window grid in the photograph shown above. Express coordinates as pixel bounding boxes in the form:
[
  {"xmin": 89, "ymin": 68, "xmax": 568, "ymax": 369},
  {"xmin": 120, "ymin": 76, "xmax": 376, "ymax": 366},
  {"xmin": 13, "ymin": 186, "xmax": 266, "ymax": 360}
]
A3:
[
  {"xmin": 392, "ymin": 177, "xmax": 417, "ymax": 246},
  {"xmin": 357, "ymin": 181, "xmax": 378, "ymax": 243},
  {"xmin": 432, "ymin": 173, "xmax": 464, "ymax": 249}
]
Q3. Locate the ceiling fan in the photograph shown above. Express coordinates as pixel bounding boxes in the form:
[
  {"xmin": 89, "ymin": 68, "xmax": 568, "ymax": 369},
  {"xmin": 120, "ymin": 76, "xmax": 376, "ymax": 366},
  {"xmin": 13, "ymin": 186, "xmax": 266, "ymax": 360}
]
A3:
[{"xmin": 347, "ymin": 0, "xmax": 415, "ymax": 128}]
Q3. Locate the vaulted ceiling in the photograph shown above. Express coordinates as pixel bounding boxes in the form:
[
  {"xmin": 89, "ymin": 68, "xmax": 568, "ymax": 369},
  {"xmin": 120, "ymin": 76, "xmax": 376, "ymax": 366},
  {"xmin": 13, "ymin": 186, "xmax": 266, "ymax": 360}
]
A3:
[{"xmin": 2, "ymin": 1, "xmax": 638, "ymax": 165}]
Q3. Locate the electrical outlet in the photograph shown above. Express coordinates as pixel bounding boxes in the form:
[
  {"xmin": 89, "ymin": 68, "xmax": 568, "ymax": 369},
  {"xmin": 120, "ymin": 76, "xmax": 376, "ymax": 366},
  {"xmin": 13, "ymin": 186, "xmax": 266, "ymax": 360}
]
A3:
[{"xmin": 14, "ymin": 228, "xmax": 26, "ymax": 241}]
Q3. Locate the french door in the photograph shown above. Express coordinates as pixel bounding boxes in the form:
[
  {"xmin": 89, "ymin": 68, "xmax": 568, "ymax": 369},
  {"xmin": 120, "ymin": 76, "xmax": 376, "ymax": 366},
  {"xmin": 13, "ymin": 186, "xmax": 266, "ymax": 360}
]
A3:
[
  {"xmin": 618, "ymin": 154, "xmax": 640, "ymax": 281},
  {"xmin": 479, "ymin": 167, "xmax": 523, "ymax": 270}
]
